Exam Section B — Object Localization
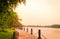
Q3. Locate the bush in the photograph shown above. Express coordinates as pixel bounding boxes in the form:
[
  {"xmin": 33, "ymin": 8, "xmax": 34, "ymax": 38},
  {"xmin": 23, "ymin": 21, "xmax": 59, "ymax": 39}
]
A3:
[{"xmin": 0, "ymin": 28, "xmax": 17, "ymax": 39}]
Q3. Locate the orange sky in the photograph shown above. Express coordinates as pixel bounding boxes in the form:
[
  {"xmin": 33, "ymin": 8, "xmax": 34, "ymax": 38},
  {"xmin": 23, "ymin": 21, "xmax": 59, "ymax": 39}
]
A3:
[{"xmin": 15, "ymin": 0, "xmax": 60, "ymax": 26}]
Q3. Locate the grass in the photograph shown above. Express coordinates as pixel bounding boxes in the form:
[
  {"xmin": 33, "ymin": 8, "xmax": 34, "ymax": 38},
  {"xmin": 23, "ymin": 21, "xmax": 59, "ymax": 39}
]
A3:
[{"xmin": 0, "ymin": 28, "xmax": 16, "ymax": 39}]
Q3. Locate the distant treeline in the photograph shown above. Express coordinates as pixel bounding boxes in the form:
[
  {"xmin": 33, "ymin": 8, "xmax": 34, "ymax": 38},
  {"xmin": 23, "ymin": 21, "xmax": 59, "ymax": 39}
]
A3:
[
  {"xmin": 50, "ymin": 24, "xmax": 60, "ymax": 28},
  {"xmin": 24, "ymin": 24, "xmax": 60, "ymax": 28}
]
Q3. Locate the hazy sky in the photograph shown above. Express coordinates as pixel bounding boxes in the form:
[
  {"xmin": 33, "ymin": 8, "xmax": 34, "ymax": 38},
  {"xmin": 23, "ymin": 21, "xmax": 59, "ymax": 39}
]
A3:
[{"xmin": 15, "ymin": 0, "xmax": 60, "ymax": 26}]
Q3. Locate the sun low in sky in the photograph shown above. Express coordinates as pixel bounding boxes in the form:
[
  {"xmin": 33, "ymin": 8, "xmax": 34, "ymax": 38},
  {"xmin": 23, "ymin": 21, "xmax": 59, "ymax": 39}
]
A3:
[{"xmin": 15, "ymin": 0, "xmax": 60, "ymax": 26}]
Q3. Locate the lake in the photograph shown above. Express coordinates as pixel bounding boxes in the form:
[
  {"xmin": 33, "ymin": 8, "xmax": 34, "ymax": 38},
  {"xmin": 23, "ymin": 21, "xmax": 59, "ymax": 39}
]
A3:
[{"xmin": 23, "ymin": 27, "xmax": 60, "ymax": 39}]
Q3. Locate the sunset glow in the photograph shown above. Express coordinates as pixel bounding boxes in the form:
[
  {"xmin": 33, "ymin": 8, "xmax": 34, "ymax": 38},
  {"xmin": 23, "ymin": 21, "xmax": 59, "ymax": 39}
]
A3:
[{"xmin": 15, "ymin": 0, "xmax": 60, "ymax": 26}]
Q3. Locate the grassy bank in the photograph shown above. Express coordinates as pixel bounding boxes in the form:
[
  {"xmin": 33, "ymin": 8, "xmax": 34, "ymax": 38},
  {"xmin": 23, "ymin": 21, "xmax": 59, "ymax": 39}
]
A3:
[{"xmin": 0, "ymin": 28, "xmax": 16, "ymax": 39}]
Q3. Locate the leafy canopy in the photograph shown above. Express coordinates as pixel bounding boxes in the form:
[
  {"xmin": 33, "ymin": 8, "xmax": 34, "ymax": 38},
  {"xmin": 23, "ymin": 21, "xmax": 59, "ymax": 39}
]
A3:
[
  {"xmin": 0, "ymin": 0, "xmax": 26, "ymax": 12},
  {"xmin": 0, "ymin": 0, "xmax": 26, "ymax": 29}
]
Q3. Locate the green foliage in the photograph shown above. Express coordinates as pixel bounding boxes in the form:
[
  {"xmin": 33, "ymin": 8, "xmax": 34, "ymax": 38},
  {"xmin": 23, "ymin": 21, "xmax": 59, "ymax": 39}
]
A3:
[
  {"xmin": 0, "ymin": 0, "xmax": 25, "ymax": 29},
  {"xmin": 0, "ymin": 29, "xmax": 15, "ymax": 39},
  {"xmin": 0, "ymin": 12, "xmax": 9, "ymax": 28},
  {"xmin": 7, "ymin": 10, "xmax": 22, "ymax": 28},
  {"xmin": 0, "ymin": 0, "xmax": 26, "ymax": 13},
  {"xmin": 0, "ymin": 10, "xmax": 23, "ymax": 28}
]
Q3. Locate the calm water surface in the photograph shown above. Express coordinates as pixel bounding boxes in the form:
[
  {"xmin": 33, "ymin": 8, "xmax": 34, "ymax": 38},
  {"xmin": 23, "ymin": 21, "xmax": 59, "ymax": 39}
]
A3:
[{"xmin": 23, "ymin": 27, "xmax": 60, "ymax": 39}]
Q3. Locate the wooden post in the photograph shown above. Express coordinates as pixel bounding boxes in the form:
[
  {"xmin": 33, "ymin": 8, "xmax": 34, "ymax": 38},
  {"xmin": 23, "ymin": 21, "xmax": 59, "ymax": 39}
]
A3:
[
  {"xmin": 12, "ymin": 31, "xmax": 15, "ymax": 39},
  {"xmin": 24, "ymin": 28, "xmax": 25, "ymax": 31},
  {"xmin": 27, "ymin": 28, "xmax": 28, "ymax": 32},
  {"xmin": 15, "ymin": 31, "xmax": 19, "ymax": 39},
  {"xmin": 31, "ymin": 28, "xmax": 33, "ymax": 34},
  {"xmin": 38, "ymin": 29, "xmax": 41, "ymax": 39}
]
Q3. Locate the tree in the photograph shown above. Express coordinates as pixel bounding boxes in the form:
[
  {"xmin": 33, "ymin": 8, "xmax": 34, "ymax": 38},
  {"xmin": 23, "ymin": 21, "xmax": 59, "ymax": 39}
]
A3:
[
  {"xmin": 0, "ymin": 0, "xmax": 26, "ymax": 29},
  {"xmin": 0, "ymin": 0, "xmax": 26, "ymax": 13},
  {"xmin": 8, "ymin": 10, "xmax": 23, "ymax": 28},
  {"xmin": 51, "ymin": 24, "xmax": 60, "ymax": 28}
]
